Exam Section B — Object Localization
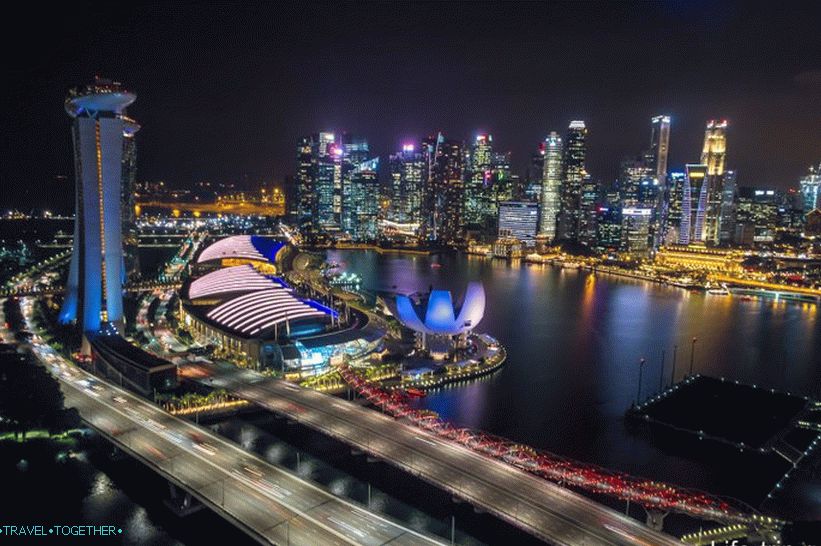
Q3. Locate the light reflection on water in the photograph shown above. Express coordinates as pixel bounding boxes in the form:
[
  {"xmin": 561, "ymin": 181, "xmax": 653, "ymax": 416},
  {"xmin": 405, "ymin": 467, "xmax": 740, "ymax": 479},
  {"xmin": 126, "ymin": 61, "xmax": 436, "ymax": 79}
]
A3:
[{"xmin": 327, "ymin": 249, "xmax": 821, "ymax": 512}]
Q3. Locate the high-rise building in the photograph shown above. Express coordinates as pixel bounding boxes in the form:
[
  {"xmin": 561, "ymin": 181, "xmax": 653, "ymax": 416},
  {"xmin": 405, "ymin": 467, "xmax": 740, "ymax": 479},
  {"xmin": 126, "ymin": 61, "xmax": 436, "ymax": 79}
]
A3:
[
  {"xmin": 295, "ymin": 136, "xmax": 315, "ymax": 228},
  {"xmin": 388, "ymin": 144, "xmax": 426, "ymax": 227},
  {"xmin": 121, "ymin": 115, "xmax": 140, "ymax": 282},
  {"xmin": 621, "ymin": 207, "xmax": 653, "ymax": 257},
  {"xmin": 648, "ymin": 115, "xmax": 671, "ymax": 180},
  {"xmin": 497, "ymin": 201, "xmax": 539, "ymax": 245},
  {"xmin": 60, "ymin": 77, "xmax": 135, "ymax": 335},
  {"xmin": 701, "ymin": 120, "xmax": 728, "ymax": 176},
  {"xmin": 491, "ymin": 150, "xmax": 514, "ymax": 205},
  {"xmin": 701, "ymin": 120, "xmax": 729, "ymax": 244},
  {"xmin": 538, "ymin": 132, "xmax": 563, "ymax": 240},
  {"xmin": 734, "ymin": 187, "xmax": 781, "ymax": 245},
  {"xmin": 578, "ymin": 174, "xmax": 600, "ymax": 246},
  {"xmin": 665, "ymin": 171, "xmax": 686, "ymax": 244},
  {"xmin": 340, "ymin": 135, "xmax": 370, "ymax": 236},
  {"xmin": 799, "ymin": 163, "xmax": 821, "ymax": 212},
  {"xmin": 525, "ymin": 144, "xmax": 545, "ymax": 202},
  {"xmin": 718, "ymin": 170, "xmax": 738, "ymax": 244},
  {"xmin": 296, "ymin": 133, "xmax": 369, "ymax": 237},
  {"xmin": 595, "ymin": 206, "xmax": 622, "ymax": 254},
  {"xmin": 557, "ymin": 121, "xmax": 587, "ymax": 242},
  {"xmin": 678, "ymin": 164, "xmax": 709, "ymax": 245},
  {"xmin": 346, "ymin": 158, "xmax": 380, "ymax": 241},
  {"xmin": 423, "ymin": 134, "xmax": 464, "ymax": 244},
  {"xmin": 315, "ymin": 132, "xmax": 343, "ymax": 232},
  {"xmin": 465, "ymin": 134, "xmax": 493, "ymax": 227},
  {"xmin": 618, "ymin": 157, "xmax": 654, "ymax": 207}
]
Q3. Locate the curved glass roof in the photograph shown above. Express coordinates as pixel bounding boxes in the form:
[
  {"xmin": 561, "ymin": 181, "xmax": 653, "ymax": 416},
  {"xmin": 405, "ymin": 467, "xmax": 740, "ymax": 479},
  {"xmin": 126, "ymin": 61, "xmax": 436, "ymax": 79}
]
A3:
[
  {"xmin": 197, "ymin": 235, "xmax": 285, "ymax": 264},
  {"xmin": 187, "ymin": 265, "xmax": 276, "ymax": 299},
  {"xmin": 206, "ymin": 288, "xmax": 327, "ymax": 336}
]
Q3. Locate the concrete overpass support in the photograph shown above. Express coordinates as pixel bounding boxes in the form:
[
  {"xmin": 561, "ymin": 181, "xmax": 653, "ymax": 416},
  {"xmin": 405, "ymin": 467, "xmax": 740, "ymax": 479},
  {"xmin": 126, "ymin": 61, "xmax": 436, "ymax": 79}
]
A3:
[{"xmin": 645, "ymin": 509, "xmax": 668, "ymax": 532}]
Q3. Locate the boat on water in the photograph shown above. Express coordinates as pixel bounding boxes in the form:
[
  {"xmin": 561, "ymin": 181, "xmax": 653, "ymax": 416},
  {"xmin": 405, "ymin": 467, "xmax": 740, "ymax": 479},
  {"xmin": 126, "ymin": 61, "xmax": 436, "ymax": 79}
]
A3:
[
  {"xmin": 706, "ymin": 288, "xmax": 730, "ymax": 296},
  {"xmin": 728, "ymin": 287, "xmax": 819, "ymax": 304},
  {"xmin": 405, "ymin": 388, "xmax": 426, "ymax": 398},
  {"xmin": 430, "ymin": 263, "xmax": 442, "ymax": 269},
  {"xmin": 706, "ymin": 282, "xmax": 730, "ymax": 296}
]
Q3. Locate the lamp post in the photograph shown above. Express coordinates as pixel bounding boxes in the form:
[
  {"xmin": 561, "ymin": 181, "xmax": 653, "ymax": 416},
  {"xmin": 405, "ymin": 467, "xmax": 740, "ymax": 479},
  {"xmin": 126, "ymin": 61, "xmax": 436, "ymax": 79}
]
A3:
[
  {"xmin": 636, "ymin": 357, "xmax": 646, "ymax": 406},
  {"xmin": 689, "ymin": 337, "xmax": 697, "ymax": 376},
  {"xmin": 659, "ymin": 349, "xmax": 665, "ymax": 392},
  {"xmin": 671, "ymin": 344, "xmax": 677, "ymax": 385}
]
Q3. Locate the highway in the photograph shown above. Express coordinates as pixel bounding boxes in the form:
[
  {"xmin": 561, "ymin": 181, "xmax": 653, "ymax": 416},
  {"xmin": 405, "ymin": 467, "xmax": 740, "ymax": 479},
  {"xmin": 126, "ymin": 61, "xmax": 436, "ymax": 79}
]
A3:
[
  {"xmin": 7, "ymin": 298, "xmax": 444, "ymax": 546},
  {"xmin": 198, "ymin": 362, "xmax": 682, "ymax": 546}
]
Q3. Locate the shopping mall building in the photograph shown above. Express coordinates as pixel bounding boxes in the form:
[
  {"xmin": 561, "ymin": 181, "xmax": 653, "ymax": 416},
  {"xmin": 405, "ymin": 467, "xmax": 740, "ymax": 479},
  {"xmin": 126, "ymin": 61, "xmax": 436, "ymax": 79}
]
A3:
[{"xmin": 180, "ymin": 235, "xmax": 384, "ymax": 375}]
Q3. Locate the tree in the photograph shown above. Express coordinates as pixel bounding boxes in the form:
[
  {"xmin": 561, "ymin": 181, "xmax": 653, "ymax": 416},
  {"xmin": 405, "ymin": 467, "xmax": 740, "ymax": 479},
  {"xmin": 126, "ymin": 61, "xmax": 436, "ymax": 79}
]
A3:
[{"xmin": 0, "ymin": 350, "xmax": 66, "ymax": 439}]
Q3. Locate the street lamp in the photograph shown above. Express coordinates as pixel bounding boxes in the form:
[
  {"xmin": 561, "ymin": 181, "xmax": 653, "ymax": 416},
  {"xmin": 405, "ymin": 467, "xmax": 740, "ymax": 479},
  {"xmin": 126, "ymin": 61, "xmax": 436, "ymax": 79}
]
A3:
[
  {"xmin": 636, "ymin": 357, "xmax": 646, "ymax": 406},
  {"xmin": 670, "ymin": 344, "xmax": 677, "ymax": 385},
  {"xmin": 689, "ymin": 337, "xmax": 697, "ymax": 376}
]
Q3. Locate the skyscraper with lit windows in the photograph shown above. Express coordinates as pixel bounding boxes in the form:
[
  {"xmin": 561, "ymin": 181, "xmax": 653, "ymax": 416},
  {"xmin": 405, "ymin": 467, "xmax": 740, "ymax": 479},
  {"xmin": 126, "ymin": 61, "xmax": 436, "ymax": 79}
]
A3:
[
  {"xmin": 346, "ymin": 158, "xmax": 380, "ymax": 241},
  {"xmin": 800, "ymin": 163, "xmax": 821, "ymax": 212},
  {"xmin": 60, "ymin": 77, "xmax": 136, "ymax": 336},
  {"xmin": 648, "ymin": 115, "xmax": 671, "ymax": 180},
  {"xmin": 538, "ymin": 132, "xmax": 563, "ymax": 239},
  {"xmin": 388, "ymin": 144, "xmax": 426, "ymax": 226},
  {"xmin": 423, "ymin": 134, "xmax": 464, "ymax": 244},
  {"xmin": 557, "ymin": 121, "xmax": 587, "ymax": 242},
  {"xmin": 465, "ymin": 134, "xmax": 493, "ymax": 227},
  {"xmin": 678, "ymin": 164, "xmax": 709, "ymax": 244},
  {"xmin": 701, "ymin": 120, "xmax": 728, "ymax": 244}
]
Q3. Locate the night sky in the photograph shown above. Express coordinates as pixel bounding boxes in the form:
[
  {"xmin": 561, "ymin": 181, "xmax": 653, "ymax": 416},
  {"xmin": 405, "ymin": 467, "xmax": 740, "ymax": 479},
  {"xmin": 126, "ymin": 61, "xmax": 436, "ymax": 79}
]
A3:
[{"xmin": 2, "ymin": 1, "xmax": 820, "ymax": 213}]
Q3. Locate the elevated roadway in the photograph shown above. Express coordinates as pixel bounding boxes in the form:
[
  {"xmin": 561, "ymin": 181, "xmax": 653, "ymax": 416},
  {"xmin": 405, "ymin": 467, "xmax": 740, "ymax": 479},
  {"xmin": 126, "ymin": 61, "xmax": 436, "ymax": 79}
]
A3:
[
  {"xmin": 196, "ymin": 362, "xmax": 682, "ymax": 546},
  {"xmin": 7, "ymin": 298, "xmax": 444, "ymax": 546}
]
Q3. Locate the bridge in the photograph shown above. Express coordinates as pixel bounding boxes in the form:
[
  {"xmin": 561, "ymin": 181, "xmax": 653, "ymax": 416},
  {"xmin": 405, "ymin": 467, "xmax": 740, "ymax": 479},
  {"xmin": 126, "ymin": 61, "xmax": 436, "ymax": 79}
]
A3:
[
  {"xmin": 1, "ymin": 281, "xmax": 182, "ymax": 298},
  {"xmin": 193, "ymin": 361, "xmax": 685, "ymax": 545},
  {"xmin": 136, "ymin": 199, "xmax": 283, "ymax": 217},
  {"xmin": 5, "ymin": 313, "xmax": 444, "ymax": 546}
]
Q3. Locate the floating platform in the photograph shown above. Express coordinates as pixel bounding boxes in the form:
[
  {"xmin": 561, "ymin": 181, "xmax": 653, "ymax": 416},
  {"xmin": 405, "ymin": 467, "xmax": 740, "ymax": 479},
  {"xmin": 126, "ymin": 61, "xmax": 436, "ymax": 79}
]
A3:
[
  {"xmin": 629, "ymin": 375, "xmax": 809, "ymax": 451},
  {"xmin": 627, "ymin": 375, "xmax": 821, "ymax": 506}
]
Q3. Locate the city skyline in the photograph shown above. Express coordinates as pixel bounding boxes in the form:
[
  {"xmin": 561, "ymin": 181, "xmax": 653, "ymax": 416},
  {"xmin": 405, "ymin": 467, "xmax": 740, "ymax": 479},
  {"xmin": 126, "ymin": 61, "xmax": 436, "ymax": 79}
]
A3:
[
  {"xmin": 2, "ymin": 1, "xmax": 820, "ymax": 213},
  {"xmin": 2, "ymin": 4, "xmax": 821, "ymax": 544}
]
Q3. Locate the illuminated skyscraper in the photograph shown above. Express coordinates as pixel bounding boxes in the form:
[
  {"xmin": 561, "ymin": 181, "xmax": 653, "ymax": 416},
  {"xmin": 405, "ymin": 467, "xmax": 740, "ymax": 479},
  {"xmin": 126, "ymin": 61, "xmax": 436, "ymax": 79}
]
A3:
[
  {"xmin": 665, "ymin": 171, "xmax": 686, "ymax": 244},
  {"xmin": 618, "ymin": 157, "xmax": 654, "ymax": 207},
  {"xmin": 295, "ymin": 135, "xmax": 316, "ymax": 229},
  {"xmin": 60, "ymin": 77, "xmax": 136, "ymax": 335},
  {"xmin": 525, "ymin": 144, "xmax": 545, "ymax": 201},
  {"xmin": 718, "ymin": 170, "xmax": 738, "ymax": 244},
  {"xmin": 558, "ymin": 121, "xmax": 587, "ymax": 241},
  {"xmin": 701, "ymin": 120, "xmax": 728, "ymax": 176},
  {"xmin": 538, "ymin": 132, "xmax": 563, "ymax": 239},
  {"xmin": 578, "ymin": 174, "xmax": 600, "ymax": 247},
  {"xmin": 621, "ymin": 207, "xmax": 653, "ymax": 257},
  {"xmin": 800, "ymin": 163, "xmax": 821, "ymax": 212},
  {"xmin": 595, "ymin": 206, "xmax": 622, "ymax": 254},
  {"xmin": 315, "ymin": 132, "xmax": 343, "ymax": 231},
  {"xmin": 648, "ymin": 115, "xmax": 671, "ymax": 180},
  {"xmin": 465, "ymin": 134, "xmax": 493, "ymax": 226},
  {"xmin": 497, "ymin": 201, "xmax": 539, "ymax": 245},
  {"xmin": 346, "ymin": 158, "xmax": 380, "ymax": 241},
  {"xmin": 388, "ymin": 144, "xmax": 426, "ymax": 227},
  {"xmin": 340, "ymin": 135, "xmax": 370, "ymax": 236},
  {"xmin": 121, "ymin": 115, "xmax": 140, "ymax": 281},
  {"xmin": 678, "ymin": 164, "xmax": 709, "ymax": 244},
  {"xmin": 491, "ymin": 150, "xmax": 514, "ymax": 206},
  {"xmin": 701, "ymin": 120, "xmax": 728, "ymax": 244},
  {"xmin": 423, "ymin": 134, "xmax": 464, "ymax": 244},
  {"xmin": 297, "ymin": 133, "xmax": 368, "ymax": 236}
]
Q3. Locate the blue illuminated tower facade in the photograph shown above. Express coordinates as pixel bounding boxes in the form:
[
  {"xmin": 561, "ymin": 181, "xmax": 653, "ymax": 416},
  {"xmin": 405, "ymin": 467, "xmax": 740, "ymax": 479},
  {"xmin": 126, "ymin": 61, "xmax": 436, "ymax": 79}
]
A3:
[{"xmin": 60, "ymin": 78, "xmax": 136, "ymax": 336}]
